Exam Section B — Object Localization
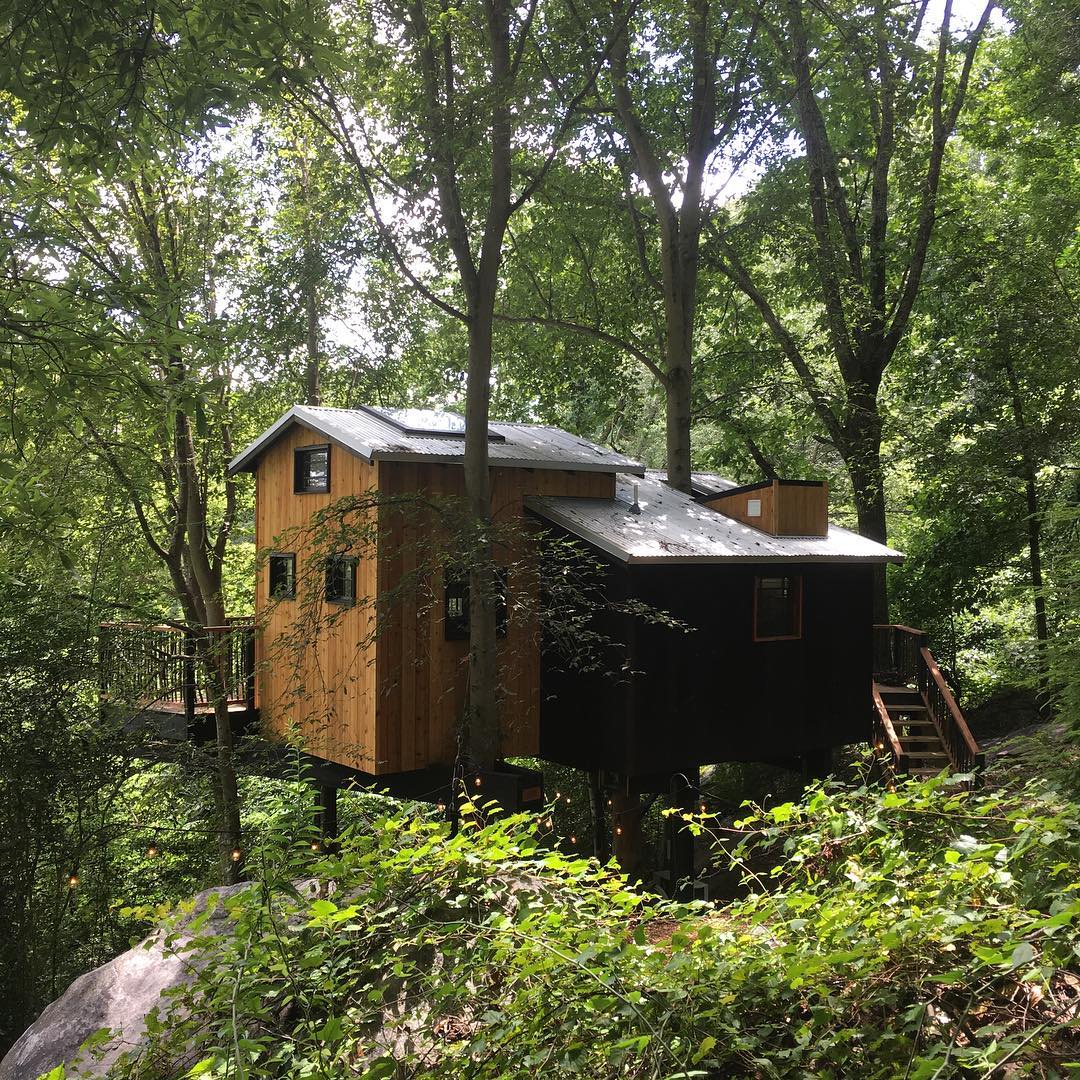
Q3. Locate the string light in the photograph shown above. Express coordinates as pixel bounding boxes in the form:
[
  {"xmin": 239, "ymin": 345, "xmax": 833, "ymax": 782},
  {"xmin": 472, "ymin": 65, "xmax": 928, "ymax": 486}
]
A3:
[
  {"xmin": 436, "ymin": 801, "xmax": 447, "ymax": 814},
  {"xmin": 67, "ymin": 872, "xmax": 79, "ymax": 889},
  {"xmin": 310, "ymin": 839, "xmax": 321, "ymax": 852},
  {"xmin": 473, "ymin": 776, "xmax": 482, "ymax": 788},
  {"xmin": 555, "ymin": 791, "xmax": 561, "ymax": 800},
  {"xmin": 569, "ymin": 835, "xmax": 576, "ymax": 845},
  {"xmin": 146, "ymin": 841, "xmax": 159, "ymax": 858},
  {"xmin": 615, "ymin": 825, "xmax": 623, "ymax": 836},
  {"xmin": 700, "ymin": 803, "xmax": 707, "ymax": 814},
  {"xmin": 606, "ymin": 798, "xmax": 612, "ymax": 807},
  {"xmin": 231, "ymin": 847, "xmax": 243, "ymax": 863},
  {"xmin": 545, "ymin": 817, "xmax": 553, "ymax": 829}
]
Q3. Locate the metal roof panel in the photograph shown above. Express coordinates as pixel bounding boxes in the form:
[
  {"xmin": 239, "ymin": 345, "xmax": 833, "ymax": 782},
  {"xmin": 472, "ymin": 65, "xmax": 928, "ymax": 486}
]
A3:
[
  {"xmin": 228, "ymin": 406, "xmax": 646, "ymax": 476},
  {"xmin": 526, "ymin": 473, "xmax": 904, "ymax": 564}
]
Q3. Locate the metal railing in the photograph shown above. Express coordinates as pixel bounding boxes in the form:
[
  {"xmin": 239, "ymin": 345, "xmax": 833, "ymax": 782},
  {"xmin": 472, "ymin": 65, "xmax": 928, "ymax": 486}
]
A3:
[{"xmin": 99, "ymin": 620, "xmax": 255, "ymax": 720}]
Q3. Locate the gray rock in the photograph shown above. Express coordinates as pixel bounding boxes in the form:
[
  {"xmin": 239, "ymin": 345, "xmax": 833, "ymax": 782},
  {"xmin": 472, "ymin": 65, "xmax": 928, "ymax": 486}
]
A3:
[{"xmin": 0, "ymin": 885, "xmax": 248, "ymax": 1080}]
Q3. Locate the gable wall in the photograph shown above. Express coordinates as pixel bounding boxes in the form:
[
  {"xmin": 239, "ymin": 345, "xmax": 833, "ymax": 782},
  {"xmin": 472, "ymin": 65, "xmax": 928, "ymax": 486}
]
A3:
[
  {"xmin": 255, "ymin": 423, "xmax": 379, "ymax": 772},
  {"xmin": 375, "ymin": 462, "xmax": 614, "ymax": 773}
]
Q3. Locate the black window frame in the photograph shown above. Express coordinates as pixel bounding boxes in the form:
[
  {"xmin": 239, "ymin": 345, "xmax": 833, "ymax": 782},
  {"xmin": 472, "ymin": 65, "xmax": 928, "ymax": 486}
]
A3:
[
  {"xmin": 444, "ymin": 566, "xmax": 508, "ymax": 641},
  {"xmin": 294, "ymin": 444, "xmax": 331, "ymax": 494},
  {"xmin": 268, "ymin": 552, "xmax": 297, "ymax": 600},
  {"xmin": 753, "ymin": 574, "xmax": 803, "ymax": 641},
  {"xmin": 325, "ymin": 554, "xmax": 359, "ymax": 607}
]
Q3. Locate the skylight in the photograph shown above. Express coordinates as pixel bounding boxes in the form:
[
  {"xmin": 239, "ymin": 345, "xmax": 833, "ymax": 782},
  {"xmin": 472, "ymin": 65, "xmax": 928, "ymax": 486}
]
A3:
[{"xmin": 360, "ymin": 405, "xmax": 506, "ymax": 442}]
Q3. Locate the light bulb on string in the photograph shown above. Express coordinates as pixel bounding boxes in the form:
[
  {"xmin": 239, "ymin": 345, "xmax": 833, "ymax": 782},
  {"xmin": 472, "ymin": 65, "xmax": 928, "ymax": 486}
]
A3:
[
  {"xmin": 231, "ymin": 847, "xmax": 243, "ymax": 863},
  {"xmin": 67, "ymin": 872, "xmax": 79, "ymax": 889}
]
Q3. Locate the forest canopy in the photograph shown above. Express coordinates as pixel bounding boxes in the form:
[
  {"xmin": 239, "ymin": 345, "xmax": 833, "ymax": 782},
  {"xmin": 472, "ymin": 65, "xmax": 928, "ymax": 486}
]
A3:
[{"xmin": 0, "ymin": 0, "xmax": 1077, "ymax": 1073}]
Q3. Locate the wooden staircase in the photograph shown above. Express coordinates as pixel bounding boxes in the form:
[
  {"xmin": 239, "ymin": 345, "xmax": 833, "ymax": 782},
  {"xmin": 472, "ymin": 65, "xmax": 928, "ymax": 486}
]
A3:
[{"xmin": 872, "ymin": 625, "xmax": 985, "ymax": 783}]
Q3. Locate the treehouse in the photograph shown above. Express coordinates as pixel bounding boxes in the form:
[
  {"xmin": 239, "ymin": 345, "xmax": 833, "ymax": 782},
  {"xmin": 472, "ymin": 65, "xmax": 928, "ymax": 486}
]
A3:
[{"xmin": 99, "ymin": 404, "xmax": 983, "ymax": 822}]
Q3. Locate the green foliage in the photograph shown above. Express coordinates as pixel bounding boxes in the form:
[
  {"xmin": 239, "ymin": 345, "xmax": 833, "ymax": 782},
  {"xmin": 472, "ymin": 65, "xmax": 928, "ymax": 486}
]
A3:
[{"xmin": 93, "ymin": 769, "xmax": 1080, "ymax": 1078}]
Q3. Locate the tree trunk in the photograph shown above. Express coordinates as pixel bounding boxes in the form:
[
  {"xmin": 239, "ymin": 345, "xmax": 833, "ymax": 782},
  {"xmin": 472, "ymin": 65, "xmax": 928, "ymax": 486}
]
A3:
[
  {"xmin": 663, "ymin": 308, "xmax": 693, "ymax": 492},
  {"xmin": 611, "ymin": 790, "xmax": 644, "ymax": 879},
  {"xmin": 463, "ymin": 299, "xmax": 500, "ymax": 771},
  {"xmin": 844, "ymin": 396, "xmax": 889, "ymax": 624},
  {"xmin": 198, "ymin": 612, "xmax": 244, "ymax": 885},
  {"xmin": 589, "ymin": 770, "xmax": 610, "ymax": 863},
  {"xmin": 304, "ymin": 279, "xmax": 320, "ymax": 407},
  {"xmin": 300, "ymin": 153, "xmax": 321, "ymax": 408},
  {"xmin": 1003, "ymin": 355, "xmax": 1050, "ymax": 672}
]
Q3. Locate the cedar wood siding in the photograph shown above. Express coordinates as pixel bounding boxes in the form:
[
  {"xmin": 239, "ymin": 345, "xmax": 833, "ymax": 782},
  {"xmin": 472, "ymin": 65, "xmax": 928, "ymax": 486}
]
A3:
[
  {"xmin": 255, "ymin": 423, "xmax": 380, "ymax": 771},
  {"xmin": 255, "ymin": 421, "xmax": 615, "ymax": 774}
]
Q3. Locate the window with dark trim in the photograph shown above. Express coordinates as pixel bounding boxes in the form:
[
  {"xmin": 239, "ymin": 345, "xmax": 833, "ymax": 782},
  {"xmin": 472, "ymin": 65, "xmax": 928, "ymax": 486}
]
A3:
[
  {"xmin": 753, "ymin": 575, "xmax": 802, "ymax": 641},
  {"xmin": 268, "ymin": 553, "xmax": 296, "ymax": 599},
  {"xmin": 294, "ymin": 444, "xmax": 330, "ymax": 493},
  {"xmin": 325, "ymin": 555, "xmax": 358, "ymax": 606},
  {"xmin": 444, "ymin": 567, "xmax": 508, "ymax": 641}
]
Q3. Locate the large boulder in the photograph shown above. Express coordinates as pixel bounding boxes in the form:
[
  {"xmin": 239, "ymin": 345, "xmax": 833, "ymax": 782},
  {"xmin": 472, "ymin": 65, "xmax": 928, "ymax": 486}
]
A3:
[{"xmin": 0, "ymin": 885, "xmax": 248, "ymax": 1080}]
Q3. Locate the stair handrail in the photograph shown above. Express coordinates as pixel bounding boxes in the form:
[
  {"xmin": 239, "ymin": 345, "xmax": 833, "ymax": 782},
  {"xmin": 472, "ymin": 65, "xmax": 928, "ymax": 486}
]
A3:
[
  {"xmin": 917, "ymin": 647, "xmax": 985, "ymax": 778},
  {"xmin": 872, "ymin": 683, "xmax": 909, "ymax": 774}
]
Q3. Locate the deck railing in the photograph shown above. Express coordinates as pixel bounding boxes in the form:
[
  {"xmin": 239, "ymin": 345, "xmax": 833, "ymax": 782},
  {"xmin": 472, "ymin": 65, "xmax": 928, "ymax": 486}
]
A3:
[
  {"xmin": 872, "ymin": 623, "xmax": 927, "ymax": 684},
  {"xmin": 99, "ymin": 620, "xmax": 255, "ymax": 719},
  {"xmin": 873, "ymin": 624, "xmax": 984, "ymax": 780},
  {"xmin": 872, "ymin": 683, "xmax": 909, "ymax": 775}
]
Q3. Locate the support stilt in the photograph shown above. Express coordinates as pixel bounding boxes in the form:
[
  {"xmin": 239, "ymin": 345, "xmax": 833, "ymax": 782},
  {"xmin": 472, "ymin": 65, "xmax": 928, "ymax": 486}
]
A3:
[
  {"xmin": 315, "ymin": 784, "xmax": 338, "ymax": 848},
  {"xmin": 668, "ymin": 770, "xmax": 698, "ymax": 901}
]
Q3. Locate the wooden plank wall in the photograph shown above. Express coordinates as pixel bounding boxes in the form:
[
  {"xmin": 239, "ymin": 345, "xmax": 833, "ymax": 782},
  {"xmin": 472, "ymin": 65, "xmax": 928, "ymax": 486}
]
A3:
[
  {"xmin": 255, "ymin": 425, "xmax": 616, "ymax": 777},
  {"xmin": 705, "ymin": 483, "xmax": 776, "ymax": 534},
  {"xmin": 706, "ymin": 481, "xmax": 828, "ymax": 537},
  {"xmin": 775, "ymin": 482, "xmax": 829, "ymax": 537},
  {"xmin": 255, "ymin": 423, "xmax": 380, "ymax": 772},
  {"xmin": 374, "ymin": 462, "xmax": 614, "ymax": 775}
]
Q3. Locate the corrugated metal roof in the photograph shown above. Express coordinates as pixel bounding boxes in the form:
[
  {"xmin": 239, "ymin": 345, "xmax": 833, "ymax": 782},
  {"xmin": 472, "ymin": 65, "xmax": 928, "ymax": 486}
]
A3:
[
  {"xmin": 228, "ymin": 405, "xmax": 647, "ymax": 476},
  {"xmin": 525, "ymin": 473, "xmax": 903, "ymax": 564}
]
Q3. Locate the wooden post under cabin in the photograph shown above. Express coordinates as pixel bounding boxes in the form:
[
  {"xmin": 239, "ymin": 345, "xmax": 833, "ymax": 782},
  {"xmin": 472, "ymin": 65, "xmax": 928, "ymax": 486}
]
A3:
[{"xmin": 316, "ymin": 784, "xmax": 338, "ymax": 847}]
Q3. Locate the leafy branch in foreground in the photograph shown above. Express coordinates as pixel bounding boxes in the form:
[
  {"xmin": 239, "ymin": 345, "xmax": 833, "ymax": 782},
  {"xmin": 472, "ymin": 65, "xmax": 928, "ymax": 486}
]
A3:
[{"xmin": 80, "ymin": 766, "xmax": 1080, "ymax": 1079}]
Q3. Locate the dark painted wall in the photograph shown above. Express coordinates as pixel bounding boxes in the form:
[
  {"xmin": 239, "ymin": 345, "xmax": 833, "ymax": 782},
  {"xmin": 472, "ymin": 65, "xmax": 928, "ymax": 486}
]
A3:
[{"xmin": 539, "ymin": 558, "xmax": 875, "ymax": 781}]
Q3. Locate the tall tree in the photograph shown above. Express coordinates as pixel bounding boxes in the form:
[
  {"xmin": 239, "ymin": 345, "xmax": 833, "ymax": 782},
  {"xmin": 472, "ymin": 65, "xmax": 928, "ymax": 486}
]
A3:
[
  {"xmin": 708, "ymin": 0, "xmax": 994, "ymax": 620},
  {"xmin": 291, "ymin": 0, "xmax": 605, "ymax": 768}
]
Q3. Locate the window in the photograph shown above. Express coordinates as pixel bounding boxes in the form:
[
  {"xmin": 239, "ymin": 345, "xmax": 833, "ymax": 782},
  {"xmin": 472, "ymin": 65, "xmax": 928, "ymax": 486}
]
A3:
[
  {"xmin": 754, "ymin": 575, "xmax": 802, "ymax": 640},
  {"xmin": 268, "ymin": 553, "xmax": 296, "ymax": 599},
  {"xmin": 294, "ymin": 444, "xmax": 330, "ymax": 493},
  {"xmin": 444, "ymin": 567, "xmax": 508, "ymax": 641},
  {"xmin": 325, "ymin": 555, "xmax": 358, "ymax": 606}
]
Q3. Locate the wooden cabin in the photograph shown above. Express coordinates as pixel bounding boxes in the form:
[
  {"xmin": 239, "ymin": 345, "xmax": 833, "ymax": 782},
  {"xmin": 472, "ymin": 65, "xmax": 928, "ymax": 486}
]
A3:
[
  {"xmin": 101, "ymin": 403, "xmax": 982, "ymax": 868},
  {"xmin": 225, "ymin": 405, "xmax": 643, "ymax": 788},
  {"xmin": 220, "ymin": 404, "xmax": 926, "ymax": 798}
]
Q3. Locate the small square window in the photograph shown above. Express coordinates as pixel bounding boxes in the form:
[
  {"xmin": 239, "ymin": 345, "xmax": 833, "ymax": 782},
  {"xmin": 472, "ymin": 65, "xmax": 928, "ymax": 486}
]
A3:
[
  {"xmin": 268, "ymin": 553, "xmax": 296, "ymax": 599},
  {"xmin": 754, "ymin": 575, "xmax": 802, "ymax": 640},
  {"xmin": 294, "ymin": 444, "xmax": 330, "ymax": 493},
  {"xmin": 326, "ymin": 555, "xmax": 358, "ymax": 606},
  {"xmin": 444, "ymin": 567, "xmax": 508, "ymax": 641}
]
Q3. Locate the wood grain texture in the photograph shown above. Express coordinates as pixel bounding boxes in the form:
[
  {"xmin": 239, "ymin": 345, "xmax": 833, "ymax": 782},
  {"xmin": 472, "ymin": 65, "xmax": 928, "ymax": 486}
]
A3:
[
  {"xmin": 255, "ymin": 422, "xmax": 379, "ymax": 772},
  {"xmin": 705, "ymin": 480, "xmax": 828, "ymax": 537},
  {"xmin": 255, "ymin": 425, "xmax": 615, "ymax": 776}
]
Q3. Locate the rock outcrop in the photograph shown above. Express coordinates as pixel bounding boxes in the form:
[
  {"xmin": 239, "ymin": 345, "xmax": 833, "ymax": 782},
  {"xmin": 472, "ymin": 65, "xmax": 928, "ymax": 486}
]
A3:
[{"xmin": 0, "ymin": 885, "xmax": 247, "ymax": 1080}]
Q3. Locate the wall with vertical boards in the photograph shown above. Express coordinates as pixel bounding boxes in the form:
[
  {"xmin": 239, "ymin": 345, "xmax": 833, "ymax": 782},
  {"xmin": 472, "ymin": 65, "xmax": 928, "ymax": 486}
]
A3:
[{"xmin": 254, "ymin": 420, "xmax": 614, "ymax": 776}]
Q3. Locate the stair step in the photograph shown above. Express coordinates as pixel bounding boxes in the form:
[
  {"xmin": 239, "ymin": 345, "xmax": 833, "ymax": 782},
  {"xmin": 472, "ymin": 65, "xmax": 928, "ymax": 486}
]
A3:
[
  {"xmin": 907, "ymin": 752, "xmax": 949, "ymax": 760},
  {"xmin": 899, "ymin": 735, "xmax": 942, "ymax": 742},
  {"xmin": 887, "ymin": 704, "xmax": 927, "ymax": 714}
]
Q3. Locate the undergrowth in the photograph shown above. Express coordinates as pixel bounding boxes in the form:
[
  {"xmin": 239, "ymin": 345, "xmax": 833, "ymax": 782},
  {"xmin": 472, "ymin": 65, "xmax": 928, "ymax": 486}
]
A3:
[{"xmin": 59, "ymin": 765, "xmax": 1080, "ymax": 1079}]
